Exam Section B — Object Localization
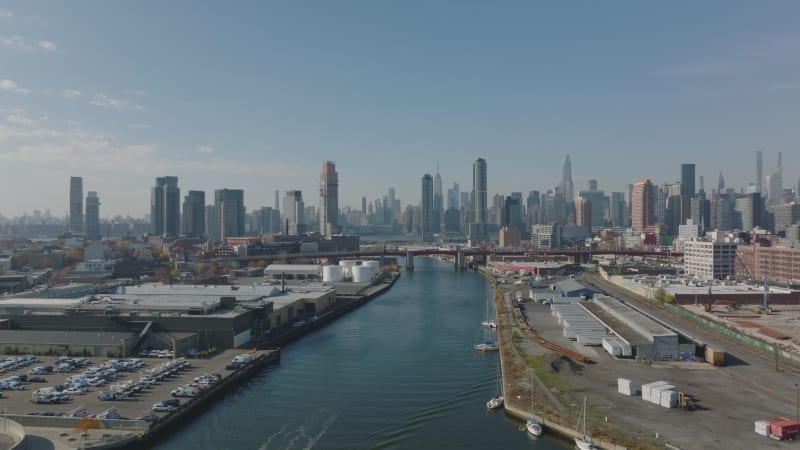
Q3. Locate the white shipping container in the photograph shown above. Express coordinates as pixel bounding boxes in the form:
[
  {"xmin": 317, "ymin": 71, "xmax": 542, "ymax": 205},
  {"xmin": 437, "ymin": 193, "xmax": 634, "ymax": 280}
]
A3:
[
  {"xmin": 577, "ymin": 335, "xmax": 603, "ymax": 346},
  {"xmin": 660, "ymin": 390, "xmax": 678, "ymax": 408},
  {"xmin": 651, "ymin": 384, "xmax": 676, "ymax": 405},
  {"xmin": 642, "ymin": 381, "xmax": 668, "ymax": 402},
  {"xmin": 754, "ymin": 420, "xmax": 773, "ymax": 437}
]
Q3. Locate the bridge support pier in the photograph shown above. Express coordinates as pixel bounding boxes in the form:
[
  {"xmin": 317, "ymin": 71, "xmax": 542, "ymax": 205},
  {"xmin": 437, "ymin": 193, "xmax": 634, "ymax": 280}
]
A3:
[
  {"xmin": 406, "ymin": 251, "xmax": 414, "ymax": 271},
  {"xmin": 455, "ymin": 251, "xmax": 466, "ymax": 271}
]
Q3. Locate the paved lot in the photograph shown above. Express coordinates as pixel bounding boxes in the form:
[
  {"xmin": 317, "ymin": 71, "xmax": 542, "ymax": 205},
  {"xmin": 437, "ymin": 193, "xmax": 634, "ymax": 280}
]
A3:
[
  {"xmin": 0, "ymin": 350, "xmax": 247, "ymax": 421},
  {"xmin": 509, "ymin": 276, "xmax": 800, "ymax": 450}
]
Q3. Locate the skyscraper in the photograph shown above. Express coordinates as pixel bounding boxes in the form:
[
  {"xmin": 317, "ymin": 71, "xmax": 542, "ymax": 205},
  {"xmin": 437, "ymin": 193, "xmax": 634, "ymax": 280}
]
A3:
[
  {"xmin": 85, "ymin": 191, "xmax": 100, "ymax": 241},
  {"xmin": 214, "ymin": 189, "xmax": 245, "ymax": 240},
  {"xmin": 282, "ymin": 190, "xmax": 305, "ymax": 235},
  {"xmin": 274, "ymin": 190, "xmax": 280, "ymax": 210},
  {"xmin": 680, "ymin": 164, "xmax": 696, "ymax": 197},
  {"xmin": 421, "ymin": 174, "xmax": 434, "ymax": 242},
  {"xmin": 575, "ymin": 197, "xmax": 591, "ymax": 232},
  {"xmin": 578, "ymin": 180, "xmax": 605, "ymax": 230},
  {"xmin": 610, "ymin": 192, "xmax": 625, "ymax": 228},
  {"xmin": 433, "ymin": 166, "xmax": 443, "ymax": 234},
  {"xmin": 560, "ymin": 155, "xmax": 574, "ymax": 202},
  {"xmin": 182, "ymin": 190, "xmax": 206, "ymax": 237},
  {"xmin": 756, "ymin": 150, "xmax": 763, "ymax": 194},
  {"xmin": 319, "ymin": 161, "xmax": 339, "ymax": 236},
  {"xmin": 447, "ymin": 182, "xmax": 460, "ymax": 210},
  {"xmin": 151, "ymin": 176, "xmax": 180, "ymax": 237},
  {"xmin": 472, "ymin": 158, "xmax": 487, "ymax": 224},
  {"xmin": 69, "ymin": 176, "xmax": 83, "ymax": 235},
  {"xmin": 717, "ymin": 172, "xmax": 725, "ymax": 193},
  {"xmin": 631, "ymin": 179, "xmax": 655, "ymax": 231},
  {"xmin": 766, "ymin": 152, "xmax": 783, "ymax": 205}
]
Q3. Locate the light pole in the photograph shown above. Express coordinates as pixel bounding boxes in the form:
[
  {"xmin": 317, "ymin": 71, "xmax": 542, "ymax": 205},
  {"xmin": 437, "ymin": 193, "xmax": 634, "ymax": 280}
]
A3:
[{"xmin": 795, "ymin": 383, "xmax": 799, "ymax": 424}]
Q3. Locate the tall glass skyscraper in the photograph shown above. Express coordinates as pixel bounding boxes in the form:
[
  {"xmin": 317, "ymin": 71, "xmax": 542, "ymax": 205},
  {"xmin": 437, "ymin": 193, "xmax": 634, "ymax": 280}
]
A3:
[
  {"xmin": 421, "ymin": 173, "xmax": 434, "ymax": 242},
  {"xmin": 151, "ymin": 176, "xmax": 180, "ymax": 237},
  {"xmin": 69, "ymin": 176, "xmax": 84, "ymax": 235}
]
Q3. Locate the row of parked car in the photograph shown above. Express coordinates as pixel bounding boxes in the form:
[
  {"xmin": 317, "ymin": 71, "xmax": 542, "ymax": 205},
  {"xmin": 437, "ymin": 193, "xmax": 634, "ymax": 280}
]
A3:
[
  {"xmin": 0, "ymin": 355, "xmax": 41, "ymax": 373},
  {"xmin": 97, "ymin": 358, "xmax": 192, "ymax": 402},
  {"xmin": 30, "ymin": 358, "xmax": 150, "ymax": 404},
  {"xmin": 138, "ymin": 348, "xmax": 176, "ymax": 359},
  {"xmin": 170, "ymin": 372, "xmax": 222, "ymax": 398}
]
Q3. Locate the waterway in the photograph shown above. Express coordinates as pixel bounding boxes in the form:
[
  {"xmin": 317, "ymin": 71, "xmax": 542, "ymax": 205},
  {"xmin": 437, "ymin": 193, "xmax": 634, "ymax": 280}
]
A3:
[{"xmin": 154, "ymin": 257, "xmax": 570, "ymax": 449}]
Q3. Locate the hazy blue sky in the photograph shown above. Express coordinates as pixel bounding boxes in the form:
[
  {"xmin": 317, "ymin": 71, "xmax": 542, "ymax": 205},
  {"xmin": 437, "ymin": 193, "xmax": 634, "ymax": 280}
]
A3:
[{"xmin": 2, "ymin": 1, "xmax": 799, "ymax": 217}]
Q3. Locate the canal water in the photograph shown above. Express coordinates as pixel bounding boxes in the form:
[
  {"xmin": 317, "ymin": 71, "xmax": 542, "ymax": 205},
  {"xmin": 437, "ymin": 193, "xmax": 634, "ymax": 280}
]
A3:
[{"xmin": 154, "ymin": 257, "xmax": 570, "ymax": 449}]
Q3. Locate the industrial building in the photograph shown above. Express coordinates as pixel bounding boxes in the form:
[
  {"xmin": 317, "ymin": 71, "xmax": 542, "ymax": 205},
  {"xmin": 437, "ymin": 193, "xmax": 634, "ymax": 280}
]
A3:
[
  {"xmin": 0, "ymin": 282, "xmax": 336, "ymax": 355},
  {"xmin": 552, "ymin": 279, "xmax": 599, "ymax": 299}
]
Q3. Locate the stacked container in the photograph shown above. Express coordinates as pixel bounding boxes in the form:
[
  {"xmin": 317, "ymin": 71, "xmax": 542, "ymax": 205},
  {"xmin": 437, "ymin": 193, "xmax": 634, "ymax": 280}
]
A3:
[
  {"xmin": 650, "ymin": 384, "xmax": 676, "ymax": 406},
  {"xmin": 770, "ymin": 420, "xmax": 800, "ymax": 440},
  {"xmin": 660, "ymin": 389, "xmax": 679, "ymax": 408},
  {"xmin": 754, "ymin": 417, "xmax": 790, "ymax": 437}
]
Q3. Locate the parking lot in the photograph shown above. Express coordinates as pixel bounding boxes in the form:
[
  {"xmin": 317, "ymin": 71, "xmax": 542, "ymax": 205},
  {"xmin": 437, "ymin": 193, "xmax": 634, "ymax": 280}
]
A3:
[{"xmin": 0, "ymin": 350, "xmax": 246, "ymax": 422}]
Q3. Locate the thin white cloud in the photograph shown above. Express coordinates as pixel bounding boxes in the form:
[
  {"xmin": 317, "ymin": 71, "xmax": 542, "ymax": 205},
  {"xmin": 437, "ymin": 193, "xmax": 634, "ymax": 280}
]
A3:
[
  {"xmin": 6, "ymin": 113, "xmax": 38, "ymax": 127},
  {"xmin": 196, "ymin": 145, "xmax": 215, "ymax": 154},
  {"xmin": 1, "ymin": 35, "xmax": 58, "ymax": 52},
  {"xmin": 37, "ymin": 40, "xmax": 57, "ymax": 51},
  {"xmin": 61, "ymin": 89, "xmax": 82, "ymax": 99},
  {"xmin": 90, "ymin": 93, "xmax": 130, "ymax": 110},
  {"xmin": 0, "ymin": 35, "xmax": 30, "ymax": 49},
  {"xmin": 133, "ymin": 104, "xmax": 147, "ymax": 111},
  {"xmin": 129, "ymin": 123, "xmax": 150, "ymax": 129},
  {"xmin": 0, "ymin": 9, "xmax": 11, "ymax": 18},
  {"xmin": 0, "ymin": 79, "xmax": 30, "ymax": 94}
]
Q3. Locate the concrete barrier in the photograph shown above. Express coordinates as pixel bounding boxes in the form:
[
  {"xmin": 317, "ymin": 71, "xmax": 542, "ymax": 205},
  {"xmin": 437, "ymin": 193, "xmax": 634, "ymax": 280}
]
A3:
[{"xmin": 0, "ymin": 417, "xmax": 26, "ymax": 450}]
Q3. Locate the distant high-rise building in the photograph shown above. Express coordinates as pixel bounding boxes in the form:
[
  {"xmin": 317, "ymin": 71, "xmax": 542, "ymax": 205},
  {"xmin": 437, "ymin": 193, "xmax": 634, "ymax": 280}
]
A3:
[
  {"xmin": 182, "ymin": 190, "xmax": 206, "ymax": 237},
  {"xmin": 69, "ymin": 176, "xmax": 83, "ymax": 235},
  {"xmin": 447, "ymin": 182, "xmax": 460, "ymax": 210},
  {"xmin": 85, "ymin": 191, "xmax": 100, "ymax": 241},
  {"xmin": 205, "ymin": 205, "xmax": 219, "ymax": 240},
  {"xmin": 717, "ymin": 172, "xmax": 725, "ymax": 193},
  {"xmin": 433, "ymin": 166, "xmax": 443, "ymax": 233},
  {"xmin": 756, "ymin": 150, "xmax": 763, "ymax": 194},
  {"xmin": 460, "ymin": 192, "xmax": 470, "ymax": 211},
  {"xmin": 681, "ymin": 164, "xmax": 695, "ymax": 197},
  {"xmin": 575, "ymin": 197, "xmax": 591, "ymax": 232},
  {"xmin": 735, "ymin": 192, "xmax": 763, "ymax": 231},
  {"xmin": 578, "ymin": 180, "xmax": 605, "ymax": 230},
  {"xmin": 253, "ymin": 207, "xmax": 282, "ymax": 234},
  {"xmin": 214, "ymin": 189, "xmax": 245, "ymax": 240},
  {"xmin": 631, "ymin": 179, "xmax": 655, "ymax": 231},
  {"xmin": 472, "ymin": 158, "xmax": 488, "ymax": 224},
  {"xmin": 319, "ymin": 161, "xmax": 339, "ymax": 236},
  {"xmin": 361, "ymin": 197, "xmax": 367, "ymax": 215},
  {"xmin": 610, "ymin": 192, "xmax": 625, "ymax": 227},
  {"xmin": 282, "ymin": 190, "xmax": 305, "ymax": 235},
  {"xmin": 151, "ymin": 176, "xmax": 180, "ymax": 237},
  {"xmin": 560, "ymin": 155, "xmax": 574, "ymax": 202},
  {"xmin": 421, "ymin": 174, "xmax": 434, "ymax": 242},
  {"xmin": 274, "ymin": 190, "xmax": 280, "ymax": 210},
  {"xmin": 766, "ymin": 152, "xmax": 783, "ymax": 205}
]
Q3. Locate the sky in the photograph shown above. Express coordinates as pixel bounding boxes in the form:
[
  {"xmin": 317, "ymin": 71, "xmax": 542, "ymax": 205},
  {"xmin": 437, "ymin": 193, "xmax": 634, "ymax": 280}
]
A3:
[{"xmin": 2, "ymin": 1, "xmax": 800, "ymax": 218}]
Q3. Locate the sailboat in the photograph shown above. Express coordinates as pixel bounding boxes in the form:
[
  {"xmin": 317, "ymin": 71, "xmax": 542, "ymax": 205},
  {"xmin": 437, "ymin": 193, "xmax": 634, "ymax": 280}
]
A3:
[
  {"xmin": 486, "ymin": 364, "xmax": 504, "ymax": 409},
  {"xmin": 526, "ymin": 373, "xmax": 543, "ymax": 437},
  {"xmin": 474, "ymin": 295, "xmax": 499, "ymax": 351},
  {"xmin": 575, "ymin": 396, "xmax": 598, "ymax": 450},
  {"xmin": 480, "ymin": 294, "xmax": 497, "ymax": 328}
]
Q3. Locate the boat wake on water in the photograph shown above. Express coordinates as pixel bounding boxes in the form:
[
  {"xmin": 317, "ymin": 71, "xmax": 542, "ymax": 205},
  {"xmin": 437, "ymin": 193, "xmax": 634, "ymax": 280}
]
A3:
[{"xmin": 258, "ymin": 411, "xmax": 339, "ymax": 450}]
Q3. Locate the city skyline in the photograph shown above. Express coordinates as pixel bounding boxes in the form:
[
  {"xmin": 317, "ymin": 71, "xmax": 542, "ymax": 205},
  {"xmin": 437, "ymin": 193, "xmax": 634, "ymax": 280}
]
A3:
[{"xmin": 2, "ymin": 2, "xmax": 800, "ymax": 217}]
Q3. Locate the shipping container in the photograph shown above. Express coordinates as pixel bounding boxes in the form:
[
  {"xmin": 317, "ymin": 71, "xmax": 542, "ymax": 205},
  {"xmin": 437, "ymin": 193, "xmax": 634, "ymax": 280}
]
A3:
[
  {"xmin": 770, "ymin": 420, "xmax": 800, "ymax": 440},
  {"xmin": 650, "ymin": 384, "xmax": 676, "ymax": 405},
  {"xmin": 660, "ymin": 389, "xmax": 678, "ymax": 408},
  {"xmin": 754, "ymin": 417, "xmax": 791, "ymax": 437},
  {"xmin": 705, "ymin": 345, "xmax": 725, "ymax": 366}
]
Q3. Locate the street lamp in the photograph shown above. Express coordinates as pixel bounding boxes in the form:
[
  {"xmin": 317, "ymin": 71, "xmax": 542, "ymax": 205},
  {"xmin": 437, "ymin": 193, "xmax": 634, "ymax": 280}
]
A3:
[{"xmin": 795, "ymin": 383, "xmax": 799, "ymax": 423}]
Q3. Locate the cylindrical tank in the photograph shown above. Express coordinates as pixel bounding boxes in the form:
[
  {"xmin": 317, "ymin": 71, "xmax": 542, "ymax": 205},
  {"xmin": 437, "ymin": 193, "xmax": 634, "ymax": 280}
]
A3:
[
  {"xmin": 351, "ymin": 265, "xmax": 374, "ymax": 283},
  {"xmin": 322, "ymin": 265, "xmax": 343, "ymax": 282},
  {"xmin": 339, "ymin": 260, "xmax": 356, "ymax": 278}
]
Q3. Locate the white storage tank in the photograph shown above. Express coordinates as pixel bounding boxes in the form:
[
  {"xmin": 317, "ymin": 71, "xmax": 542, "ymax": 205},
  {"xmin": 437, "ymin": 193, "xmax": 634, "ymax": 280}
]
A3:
[
  {"xmin": 322, "ymin": 265, "xmax": 343, "ymax": 282},
  {"xmin": 351, "ymin": 265, "xmax": 374, "ymax": 283},
  {"xmin": 339, "ymin": 260, "xmax": 357, "ymax": 278}
]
